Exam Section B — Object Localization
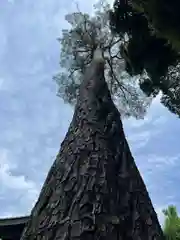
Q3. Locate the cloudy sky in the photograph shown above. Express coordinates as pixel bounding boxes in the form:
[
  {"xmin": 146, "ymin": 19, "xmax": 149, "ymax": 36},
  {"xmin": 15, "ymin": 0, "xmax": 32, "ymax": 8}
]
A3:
[{"xmin": 0, "ymin": 0, "xmax": 180, "ymax": 226}]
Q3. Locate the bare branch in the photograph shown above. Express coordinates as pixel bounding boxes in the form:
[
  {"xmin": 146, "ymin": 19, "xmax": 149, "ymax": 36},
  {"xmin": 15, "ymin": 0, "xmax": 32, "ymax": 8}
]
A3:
[{"xmin": 106, "ymin": 58, "xmax": 128, "ymax": 101}]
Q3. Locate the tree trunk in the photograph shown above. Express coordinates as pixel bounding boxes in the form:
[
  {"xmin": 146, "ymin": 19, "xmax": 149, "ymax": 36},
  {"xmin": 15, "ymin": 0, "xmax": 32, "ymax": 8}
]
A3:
[{"xmin": 20, "ymin": 51, "xmax": 165, "ymax": 240}]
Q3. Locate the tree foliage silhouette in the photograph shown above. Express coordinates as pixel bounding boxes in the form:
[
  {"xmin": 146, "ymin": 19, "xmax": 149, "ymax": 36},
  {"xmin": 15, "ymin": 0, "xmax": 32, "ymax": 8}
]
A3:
[{"xmin": 109, "ymin": 0, "xmax": 180, "ymax": 117}]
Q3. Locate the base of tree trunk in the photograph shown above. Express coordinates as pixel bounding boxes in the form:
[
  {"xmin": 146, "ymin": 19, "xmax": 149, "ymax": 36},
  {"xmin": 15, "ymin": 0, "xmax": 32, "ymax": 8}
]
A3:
[{"xmin": 21, "ymin": 61, "xmax": 164, "ymax": 240}]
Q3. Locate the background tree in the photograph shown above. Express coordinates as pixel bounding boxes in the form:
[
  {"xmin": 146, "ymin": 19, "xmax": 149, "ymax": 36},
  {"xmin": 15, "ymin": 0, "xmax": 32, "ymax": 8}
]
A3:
[
  {"xmin": 54, "ymin": 1, "xmax": 152, "ymax": 119},
  {"xmin": 162, "ymin": 205, "xmax": 180, "ymax": 240},
  {"xmin": 130, "ymin": 0, "xmax": 180, "ymax": 52},
  {"xmin": 109, "ymin": 0, "xmax": 180, "ymax": 51},
  {"xmin": 109, "ymin": 0, "xmax": 180, "ymax": 117}
]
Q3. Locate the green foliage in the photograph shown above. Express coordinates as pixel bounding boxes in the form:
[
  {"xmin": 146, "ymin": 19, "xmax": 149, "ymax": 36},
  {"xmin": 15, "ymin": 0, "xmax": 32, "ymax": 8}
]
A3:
[
  {"xmin": 162, "ymin": 205, "xmax": 180, "ymax": 240},
  {"xmin": 109, "ymin": 0, "xmax": 179, "ymax": 78},
  {"xmin": 132, "ymin": 0, "xmax": 180, "ymax": 51},
  {"xmin": 110, "ymin": 0, "xmax": 180, "ymax": 117}
]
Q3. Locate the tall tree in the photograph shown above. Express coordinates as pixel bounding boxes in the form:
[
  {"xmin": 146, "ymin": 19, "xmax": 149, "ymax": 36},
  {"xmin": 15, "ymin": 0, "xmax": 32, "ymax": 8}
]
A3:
[
  {"xmin": 21, "ymin": 47, "xmax": 164, "ymax": 240},
  {"xmin": 20, "ymin": 3, "xmax": 164, "ymax": 240}
]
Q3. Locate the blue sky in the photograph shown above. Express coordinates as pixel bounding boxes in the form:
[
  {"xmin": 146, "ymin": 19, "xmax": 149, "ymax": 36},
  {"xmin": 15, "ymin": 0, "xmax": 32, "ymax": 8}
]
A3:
[{"xmin": 0, "ymin": 0, "xmax": 180, "ymax": 226}]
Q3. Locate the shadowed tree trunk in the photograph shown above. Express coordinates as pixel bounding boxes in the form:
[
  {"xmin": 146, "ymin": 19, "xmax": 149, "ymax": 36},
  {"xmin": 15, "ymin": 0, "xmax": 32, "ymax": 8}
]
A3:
[{"xmin": 20, "ymin": 49, "xmax": 165, "ymax": 240}]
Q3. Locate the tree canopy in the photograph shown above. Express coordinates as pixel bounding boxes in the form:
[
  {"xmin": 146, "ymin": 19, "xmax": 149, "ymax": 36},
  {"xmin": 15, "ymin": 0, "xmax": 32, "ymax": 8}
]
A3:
[
  {"xmin": 131, "ymin": 0, "xmax": 180, "ymax": 52},
  {"xmin": 54, "ymin": 0, "xmax": 180, "ymax": 118},
  {"xmin": 54, "ymin": 1, "xmax": 152, "ymax": 119}
]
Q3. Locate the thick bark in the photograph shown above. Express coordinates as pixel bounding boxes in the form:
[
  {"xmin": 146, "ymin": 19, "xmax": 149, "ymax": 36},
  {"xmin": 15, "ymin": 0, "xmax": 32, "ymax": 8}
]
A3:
[{"xmin": 20, "ymin": 53, "xmax": 164, "ymax": 239}]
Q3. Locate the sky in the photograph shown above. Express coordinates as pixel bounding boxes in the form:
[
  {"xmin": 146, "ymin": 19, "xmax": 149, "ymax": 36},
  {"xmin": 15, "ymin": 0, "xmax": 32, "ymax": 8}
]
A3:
[{"xmin": 0, "ymin": 0, "xmax": 180, "ymax": 226}]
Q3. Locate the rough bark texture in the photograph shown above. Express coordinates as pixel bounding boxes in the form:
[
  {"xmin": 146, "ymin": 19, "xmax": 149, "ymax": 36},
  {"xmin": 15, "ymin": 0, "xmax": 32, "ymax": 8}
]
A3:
[{"xmin": 20, "ymin": 55, "xmax": 165, "ymax": 239}]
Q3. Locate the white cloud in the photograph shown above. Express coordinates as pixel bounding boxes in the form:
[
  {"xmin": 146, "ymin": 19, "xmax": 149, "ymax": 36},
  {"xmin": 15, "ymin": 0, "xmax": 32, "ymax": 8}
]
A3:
[
  {"xmin": 124, "ymin": 116, "xmax": 151, "ymax": 128},
  {"xmin": 7, "ymin": 0, "xmax": 14, "ymax": 3},
  {"xmin": 127, "ymin": 131, "xmax": 151, "ymax": 147},
  {"xmin": 0, "ymin": 78, "xmax": 4, "ymax": 90},
  {"xmin": 0, "ymin": 149, "xmax": 39, "ymax": 216},
  {"xmin": 123, "ymin": 94, "xmax": 170, "ymax": 156},
  {"xmin": 0, "ymin": 24, "xmax": 7, "ymax": 62},
  {"xmin": 146, "ymin": 155, "xmax": 180, "ymax": 168},
  {"xmin": 0, "ymin": 149, "xmax": 36, "ymax": 192},
  {"xmin": 152, "ymin": 115, "xmax": 167, "ymax": 126}
]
